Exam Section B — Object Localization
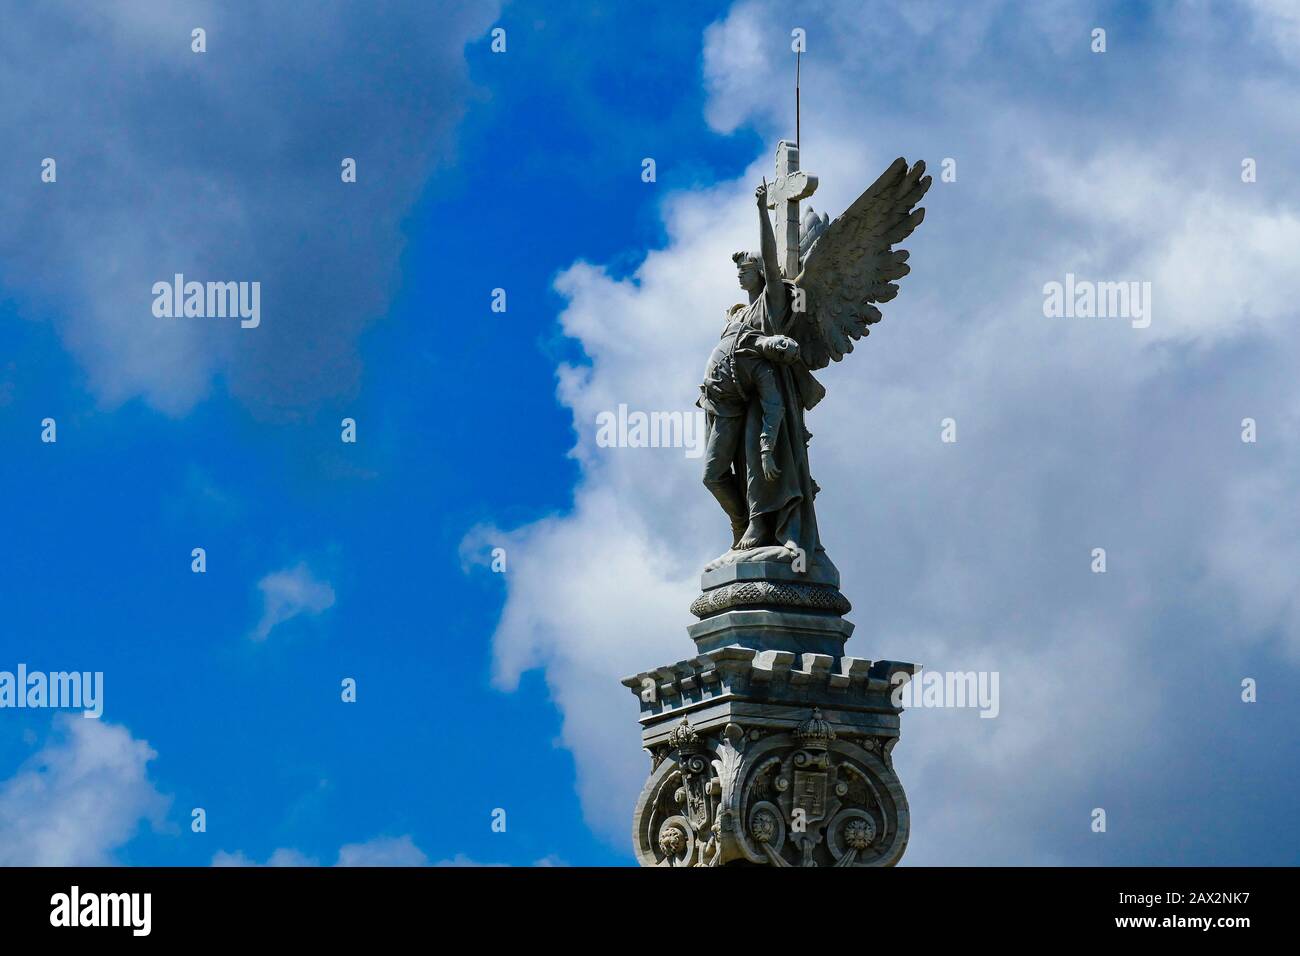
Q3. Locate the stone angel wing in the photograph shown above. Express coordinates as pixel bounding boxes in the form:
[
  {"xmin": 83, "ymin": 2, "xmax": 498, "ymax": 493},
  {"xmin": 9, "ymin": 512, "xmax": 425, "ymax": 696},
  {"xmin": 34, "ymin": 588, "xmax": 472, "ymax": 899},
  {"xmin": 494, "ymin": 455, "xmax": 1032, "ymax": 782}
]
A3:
[{"xmin": 791, "ymin": 157, "xmax": 931, "ymax": 371}]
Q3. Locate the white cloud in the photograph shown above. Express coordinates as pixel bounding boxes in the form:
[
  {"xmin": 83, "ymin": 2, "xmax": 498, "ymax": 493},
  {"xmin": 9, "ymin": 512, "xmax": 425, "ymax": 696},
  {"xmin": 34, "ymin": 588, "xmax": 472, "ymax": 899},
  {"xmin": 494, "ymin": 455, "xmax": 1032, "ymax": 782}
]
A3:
[
  {"xmin": 214, "ymin": 835, "xmax": 423, "ymax": 867},
  {"xmin": 251, "ymin": 562, "xmax": 336, "ymax": 641},
  {"xmin": 212, "ymin": 837, "xmax": 561, "ymax": 867},
  {"xmin": 1245, "ymin": 0, "xmax": 1300, "ymax": 60},
  {"xmin": 432, "ymin": 852, "xmax": 493, "ymax": 867},
  {"xmin": 1027, "ymin": 150, "xmax": 1300, "ymax": 346},
  {"xmin": 336, "ymin": 835, "xmax": 428, "ymax": 867},
  {"xmin": 212, "ymin": 847, "xmax": 319, "ymax": 867},
  {"xmin": 0, "ymin": 715, "xmax": 169, "ymax": 865},
  {"xmin": 0, "ymin": 1, "xmax": 500, "ymax": 417},
  {"xmin": 432, "ymin": 853, "xmax": 567, "ymax": 867},
  {"xmin": 475, "ymin": 0, "xmax": 1300, "ymax": 863}
]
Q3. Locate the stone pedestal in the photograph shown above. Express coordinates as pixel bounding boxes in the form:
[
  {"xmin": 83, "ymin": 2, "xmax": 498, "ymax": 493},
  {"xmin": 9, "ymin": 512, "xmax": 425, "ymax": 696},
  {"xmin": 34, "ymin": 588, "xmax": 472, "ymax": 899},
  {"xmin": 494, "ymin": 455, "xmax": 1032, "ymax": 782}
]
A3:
[{"xmin": 622, "ymin": 561, "xmax": 919, "ymax": 867}]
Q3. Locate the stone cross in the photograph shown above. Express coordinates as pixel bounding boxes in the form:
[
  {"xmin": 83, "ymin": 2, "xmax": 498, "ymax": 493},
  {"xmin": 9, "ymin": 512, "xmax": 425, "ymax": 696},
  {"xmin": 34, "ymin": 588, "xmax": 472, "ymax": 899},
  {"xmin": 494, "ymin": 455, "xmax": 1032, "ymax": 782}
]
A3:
[{"xmin": 765, "ymin": 139, "xmax": 819, "ymax": 279}]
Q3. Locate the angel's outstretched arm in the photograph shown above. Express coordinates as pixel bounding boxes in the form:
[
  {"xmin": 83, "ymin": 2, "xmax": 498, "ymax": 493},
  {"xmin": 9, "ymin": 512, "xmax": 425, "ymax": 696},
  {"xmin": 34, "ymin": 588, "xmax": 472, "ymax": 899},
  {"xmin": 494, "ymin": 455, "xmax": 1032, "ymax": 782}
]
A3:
[{"xmin": 755, "ymin": 183, "xmax": 787, "ymax": 321}]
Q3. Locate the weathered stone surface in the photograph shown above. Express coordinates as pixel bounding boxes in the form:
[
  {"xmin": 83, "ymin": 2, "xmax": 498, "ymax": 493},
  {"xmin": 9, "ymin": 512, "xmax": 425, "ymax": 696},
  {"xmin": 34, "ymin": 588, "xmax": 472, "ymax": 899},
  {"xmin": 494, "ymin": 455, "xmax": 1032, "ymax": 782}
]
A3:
[
  {"xmin": 687, "ymin": 608, "xmax": 854, "ymax": 656},
  {"xmin": 622, "ymin": 646, "xmax": 919, "ymax": 867},
  {"xmin": 697, "ymin": 141, "xmax": 930, "ymax": 570},
  {"xmin": 622, "ymin": 647, "xmax": 917, "ymax": 730},
  {"xmin": 623, "ymin": 137, "xmax": 930, "ymax": 868},
  {"xmin": 627, "ymin": 708, "xmax": 913, "ymax": 867},
  {"xmin": 700, "ymin": 558, "xmax": 840, "ymax": 591},
  {"xmin": 690, "ymin": 578, "xmax": 851, "ymax": 619},
  {"xmin": 691, "ymin": 559, "xmax": 852, "ymax": 649}
]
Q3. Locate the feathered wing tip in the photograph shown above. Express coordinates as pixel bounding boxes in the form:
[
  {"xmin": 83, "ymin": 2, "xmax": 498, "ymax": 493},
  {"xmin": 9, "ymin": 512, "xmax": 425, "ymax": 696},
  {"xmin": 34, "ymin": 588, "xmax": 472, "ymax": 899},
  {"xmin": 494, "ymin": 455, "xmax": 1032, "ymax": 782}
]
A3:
[
  {"xmin": 799, "ymin": 208, "xmax": 830, "ymax": 258},
  {"xmin": 790, "ymin": 157, "xmax": 932, "ymax": 370}
]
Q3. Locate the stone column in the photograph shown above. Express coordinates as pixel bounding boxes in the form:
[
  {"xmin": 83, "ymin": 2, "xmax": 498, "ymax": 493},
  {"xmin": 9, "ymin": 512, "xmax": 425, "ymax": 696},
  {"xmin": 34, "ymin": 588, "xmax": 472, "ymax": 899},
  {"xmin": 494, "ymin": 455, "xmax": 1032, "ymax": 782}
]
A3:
[{"xmin": 622, "ymin": 560, "xmax": 920, "ymax": 867}]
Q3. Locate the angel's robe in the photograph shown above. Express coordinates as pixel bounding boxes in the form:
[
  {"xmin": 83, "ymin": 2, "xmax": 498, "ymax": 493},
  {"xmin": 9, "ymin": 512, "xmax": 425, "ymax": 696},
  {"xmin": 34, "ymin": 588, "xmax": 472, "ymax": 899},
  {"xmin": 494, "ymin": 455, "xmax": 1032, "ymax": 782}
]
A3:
[{"xmin": 732, "ymin": 282, "xmax": 828, "ymax": 563}]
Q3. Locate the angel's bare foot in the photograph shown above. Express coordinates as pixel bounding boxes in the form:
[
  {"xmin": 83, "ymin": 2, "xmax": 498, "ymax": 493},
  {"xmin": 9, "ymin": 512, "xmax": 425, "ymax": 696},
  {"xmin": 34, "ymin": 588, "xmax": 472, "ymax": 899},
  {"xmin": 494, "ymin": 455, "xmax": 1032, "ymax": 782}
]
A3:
[
  {"xmin": 737, "ymin": 515, "xmax": 769, "ymax": 550},
  {"xmin": 730, "ymin": 519, "xmax": 748, "ymax": 550}
]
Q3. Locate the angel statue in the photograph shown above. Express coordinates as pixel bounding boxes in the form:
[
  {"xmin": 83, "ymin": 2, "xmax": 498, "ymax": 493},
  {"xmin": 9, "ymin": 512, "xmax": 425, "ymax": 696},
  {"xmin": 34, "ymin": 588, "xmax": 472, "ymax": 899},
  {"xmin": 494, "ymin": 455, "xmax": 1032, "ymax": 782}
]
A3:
[{"xmin": 697, "ymin": 153, "xmax": 930, "ymax": 571}]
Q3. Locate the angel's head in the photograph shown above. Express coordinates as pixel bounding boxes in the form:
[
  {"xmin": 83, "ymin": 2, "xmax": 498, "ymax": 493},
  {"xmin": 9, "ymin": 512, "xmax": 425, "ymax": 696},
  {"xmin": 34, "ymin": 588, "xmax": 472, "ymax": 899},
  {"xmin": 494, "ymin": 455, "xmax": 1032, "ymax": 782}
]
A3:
[{"xmin": 732, "ymin": 251, "xmax": 764, "ymax": 293}]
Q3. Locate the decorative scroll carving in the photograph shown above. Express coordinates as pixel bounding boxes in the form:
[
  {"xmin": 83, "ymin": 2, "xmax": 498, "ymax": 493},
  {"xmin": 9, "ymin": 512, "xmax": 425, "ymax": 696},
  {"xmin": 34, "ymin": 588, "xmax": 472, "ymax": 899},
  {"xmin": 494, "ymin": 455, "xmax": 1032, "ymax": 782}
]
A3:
[{"xmin": 632, "ymin": 709, "xmax": 909, "ymax": 867}]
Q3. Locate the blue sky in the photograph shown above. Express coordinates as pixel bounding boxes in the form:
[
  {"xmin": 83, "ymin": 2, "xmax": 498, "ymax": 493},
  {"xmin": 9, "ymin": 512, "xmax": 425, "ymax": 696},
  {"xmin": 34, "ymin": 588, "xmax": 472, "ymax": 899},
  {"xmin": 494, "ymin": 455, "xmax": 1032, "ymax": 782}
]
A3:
[
  {"xmin": 0, "ymin": 0, "xmax": 749, "ymax": 866},
  {"xmin": 2, "ymin": 1, "xmax": 1299, "ymax": 866}
]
